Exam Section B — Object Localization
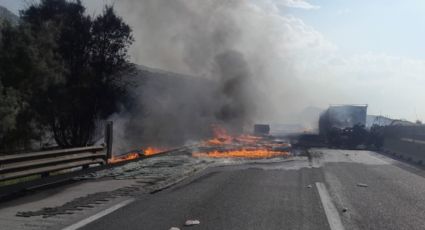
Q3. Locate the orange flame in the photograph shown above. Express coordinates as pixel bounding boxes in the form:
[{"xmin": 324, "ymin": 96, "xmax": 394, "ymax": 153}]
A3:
[
  {"xmin": 108, "ymin": 147, "xmax": 165, "ymax": 164},
  {"xmin": 205, "ymin": 124, "xmax": 233, "ymax": 145},
  {"xmin": 108, "ymin": 152, "xmax": 140, "ymax": 164},
  {"xmin": 144, "ymin": 147, "xmax": 163, "ymax": 156},
  {"xmin": 194, "ymin": 125, "xmax": 291, "ymax": 159},
  {"xmin": 193, "ymin": 149, "xmax": 289, "ymax": 158}
]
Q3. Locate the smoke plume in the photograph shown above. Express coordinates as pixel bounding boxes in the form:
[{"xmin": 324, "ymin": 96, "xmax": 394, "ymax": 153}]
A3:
[{"xmin": 108, "ymin": 0, "xmax": 322, "ymax": 152}]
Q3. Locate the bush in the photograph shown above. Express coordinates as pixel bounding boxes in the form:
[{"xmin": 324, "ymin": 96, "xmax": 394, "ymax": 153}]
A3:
[{"xmin": 0, "ymin": 0, "xmax": 134, "ymax": 150}]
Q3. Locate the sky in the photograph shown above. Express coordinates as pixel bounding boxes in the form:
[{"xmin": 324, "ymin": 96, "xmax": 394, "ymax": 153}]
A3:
[
  {"xmin": 1, "ymin": 0, "xmax": 425, "ymax": 122},
  {"xmin": 284, "ymin": 0, "xmax": 425, "ymax": 59}
]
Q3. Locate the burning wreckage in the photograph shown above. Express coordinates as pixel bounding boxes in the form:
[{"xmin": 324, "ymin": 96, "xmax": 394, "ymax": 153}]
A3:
[
  {"xmin": 193, "ymin": 125, "xmax": 290, "ymax": 158},
  {"xmin": 78, "ymin": 125, "xmax": 292, "ymax": 190},
  {"xmin": 109, "ymin": 124, "xmax": 291, "ymax": 164}
]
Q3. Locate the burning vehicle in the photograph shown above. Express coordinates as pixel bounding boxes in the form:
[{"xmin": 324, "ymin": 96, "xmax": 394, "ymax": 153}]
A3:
[
  {"xmin": 319, "ymin": 104, "xmax": 368, "ymax": 134},
  {"xmin": 319, "ymin": 104, "xmax": 376, "ymax": 149}
]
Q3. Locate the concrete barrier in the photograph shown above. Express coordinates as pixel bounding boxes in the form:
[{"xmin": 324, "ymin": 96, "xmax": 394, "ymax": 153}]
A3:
[{"xmin": 383, "ymin": 138, "xmax": 425, "ymax": 163}]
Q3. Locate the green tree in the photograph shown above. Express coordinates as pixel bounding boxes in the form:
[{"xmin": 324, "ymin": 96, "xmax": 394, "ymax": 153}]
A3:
[
  {"xmin": 0, "ymin": 0, "xmax": 133, "ymax": 150},
  {"xmin": 0, "ymin": 81, "xmax": 20, "ymax": 143},
  {"xmin": 20, "ymin": 0, "xmax": 134, "ymax": 147},
  {"xmin": 0, "ymin": 18, "xmax": 62, "ymax": 151}
]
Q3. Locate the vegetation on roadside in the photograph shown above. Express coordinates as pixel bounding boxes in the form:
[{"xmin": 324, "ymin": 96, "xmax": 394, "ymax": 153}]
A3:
[{"xmin": 0, "ymin": 0, "xmax": 134, "ymax": 152}]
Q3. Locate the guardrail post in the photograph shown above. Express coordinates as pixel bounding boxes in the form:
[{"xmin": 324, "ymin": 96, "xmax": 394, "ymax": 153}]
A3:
[
  {"xmin": 0, "ymin": 146, "xmax": 106, "ymax": 182},
  {"xmin": 105, "ymin": 121, "xmax": 113, "ymax": 162}
]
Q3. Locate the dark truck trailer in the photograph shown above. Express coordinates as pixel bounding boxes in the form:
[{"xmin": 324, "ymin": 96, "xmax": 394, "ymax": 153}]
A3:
[
  {"xmin": 319, "ymin": 105, "xmax": 367, "ymax": 133},
  {"xmin": 319, "ymin": 105, "xmax": 368, "ymax": 148}
]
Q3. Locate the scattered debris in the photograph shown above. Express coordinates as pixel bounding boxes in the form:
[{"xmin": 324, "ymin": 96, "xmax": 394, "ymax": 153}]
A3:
[
  {"xmin": 342, "ymin": 208, "xmax": 348, "ymax": 213},
  {"xmin": 169, "ymin": 227, "xmax": 181, "ymax": 230},
  {"xmin": 17, "ymin": 152, "xmax": 294, "ymax": 219},
  {"xmin": 356, "ymin": 183, "xmax": 368, "ymax": 188},
  {"xmin": 76, "ymin": 155, "xmax": 212, "ymax": 181},
  {"xmin": 193, "ymin": 125, "xmax": 291, "ymax": 159},
  {"xmin": 185, "ymin": 219, "xmax": 201, "ymax": 226},
  {"xmin": 306, "ymin": 184, "xmax": 312, "ymax": 188}
]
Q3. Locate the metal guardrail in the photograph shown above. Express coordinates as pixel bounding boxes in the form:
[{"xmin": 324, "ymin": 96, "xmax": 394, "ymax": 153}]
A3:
[{"xmin": 0, "ymin": 146, "xmax": 107, "ymax": 181}]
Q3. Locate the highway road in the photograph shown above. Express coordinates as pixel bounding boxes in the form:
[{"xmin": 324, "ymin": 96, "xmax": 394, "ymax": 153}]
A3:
[
  {"xmin": 2, "ymin": 149, "xmax": 425, "ymax": 230},
  {"xmin": 78, "ymin": 149, "xmax": 425, "ymax": 230}
]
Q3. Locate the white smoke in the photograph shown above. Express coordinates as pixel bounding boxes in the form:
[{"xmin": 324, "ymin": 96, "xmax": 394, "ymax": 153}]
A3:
[
  {"xmin": 95, "ymin": 0, "xmax": 425, "ymax": 152},
  {"xmin": 112, "ymin": 0, "xmax": 334, "ymax": 121}
]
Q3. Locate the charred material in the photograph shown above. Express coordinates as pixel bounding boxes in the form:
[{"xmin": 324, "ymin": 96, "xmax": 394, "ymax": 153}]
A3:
[
  {"xmin": 319, "ymin": 105, "xmax": 368, "ymax": 136},
  {"xmin": 193, "ymin": 125, "xmax": 290, "ymax": 159},
  {"xmin": 319, "ymin": 105, "xmax": 370, "ymax": 149},
  {"xmin": 292, "ymin": 134, "xmax": 327, "ymax": 148},
  {"xmin": 254, "ymin": 124, "xmax": 270, "ymax": 136}
]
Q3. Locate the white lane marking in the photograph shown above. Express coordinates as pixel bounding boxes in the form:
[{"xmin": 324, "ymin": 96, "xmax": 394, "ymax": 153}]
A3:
[
  {"xmin": 62, "ymin": 198, "xmax": 134, "ymax": 230},
  {"xmin": 315, "ymin": 182, "xmax": 345, "ymax": 230}
]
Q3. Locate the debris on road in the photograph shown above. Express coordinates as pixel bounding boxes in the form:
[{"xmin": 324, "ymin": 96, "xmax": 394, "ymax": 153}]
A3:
[
  {"xmin": 77, "ymin": 152, "xmax": 292, "ymax": 184},
  {"xmin": 306, "ymin": 184, "xmax": 312, "ymax": 188},
  {"xmin": 357, "ymin": 183, "xmax": 368, "ymax": 188},
  {"xmin": 185, "ymin": 219, "xmax": 201, "ymax": 226},
  {"xmin": 169, "ymin": 227, "xmax": 181, "ymax": 230},
  {"xmin": 342, "ymin": 208, "xmax": 348, "ymax": 213},
  {"xmin": 77, "ymin": 155, "xmax": 209, "ymax": 181},
  {"xmin": 16, "ymin": 152, "xmax": 295, "ymax": 219}
]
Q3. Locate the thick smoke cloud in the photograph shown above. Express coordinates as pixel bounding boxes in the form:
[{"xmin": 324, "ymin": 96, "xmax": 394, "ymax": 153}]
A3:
[
  {"xmin": 213, "ymin": 50, "xmax": 255, "ymax": 133},
  {"xmin": 108, "ymin": 0, "xmax": 325, "ymax": 152},
  {"xmin": 91, "ymin": 0, "xmax": 425, "ymax": 153}
]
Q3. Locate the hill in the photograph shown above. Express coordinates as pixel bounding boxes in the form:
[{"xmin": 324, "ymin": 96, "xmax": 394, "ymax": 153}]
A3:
[{"xmin": 0, "ymin": 6, "xmax": 19, "ymax": 26}]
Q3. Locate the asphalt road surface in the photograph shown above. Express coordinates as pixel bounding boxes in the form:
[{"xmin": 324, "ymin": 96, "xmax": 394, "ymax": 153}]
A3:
[{"xmin": 78, "ymin": 149, "xmax": 425, "ymax": 230}]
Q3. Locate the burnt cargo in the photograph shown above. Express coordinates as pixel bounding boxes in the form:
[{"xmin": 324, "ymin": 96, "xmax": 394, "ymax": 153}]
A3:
[
  {"xmin": 319, "ymin": 105, "xmax": 367, "ymax": 136},
  {"xmin": 254, "ymin": 124, "xmax": 270, "ymax": 135}
]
